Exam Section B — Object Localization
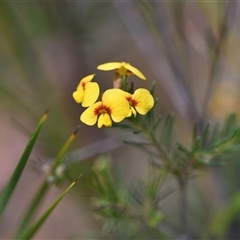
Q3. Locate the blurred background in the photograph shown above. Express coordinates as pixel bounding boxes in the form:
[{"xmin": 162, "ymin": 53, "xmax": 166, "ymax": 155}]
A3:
[{"xmin": 1, "ymin": 1, "xmax": 240, "ymax": 239}]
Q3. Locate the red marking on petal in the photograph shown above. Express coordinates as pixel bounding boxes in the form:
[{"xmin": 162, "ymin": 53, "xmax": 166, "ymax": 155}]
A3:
[
  {"xmin": 94, "ymin": 103, "xmax": 112, "ymax": 115},
  {"xmin": 82, "ymin": 81, "xmax": 86, "ymax": 90},
  {"xmin": 126, "ymin": 96, "xmax": 138, "ymax": 106}
]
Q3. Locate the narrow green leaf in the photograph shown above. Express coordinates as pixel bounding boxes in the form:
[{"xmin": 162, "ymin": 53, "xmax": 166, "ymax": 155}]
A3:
[
  {"xmin": 18, "ymin": 178, "xmax": 79, "ymax": 240},
  {"xmin": 193, "ymin": 137, "xmax": 202, "ymax": 152},
  {"xmin": 177, "ymin": 144, "xmax": 190, "ymax": 156},
  {"xmin": 222, "ymin": 113, "xmax": 237, "ymax": 139},
  {"xmin": 149, "ymin": 81, "xmax": 156, "ymax": 95},
  {"xmin": 124, "ymin": 140, "xmax": 154, "ymax": 146},
  {"xmin": 192, "ymin": 122, "xmax": 198, "ymax": 147},
  {"xmin": 114, "ymin": 123, "xmax": 137, "ymax": 132},
  {"xmin": 14, "ymin": 181, "xmax": 49, "ymax": 238},
  {"xmin": 160, "ymin": 114, "xmax": 174, "ymax": 150},
  {"xmin": 127, "ymin": 81, "xmax": 134, "ymax": 94},
  {"xmin": 51, "ymin": 126, "xmax": 80, "ymax": 170},
  {"xmin": 152, "ymin": 117, "xmax": 162, "ymax": 133},
  {"xmin": 14, "ymin": 126, "xmax": 79, "ymax": 237},
  {"xmin": 0, "ymin": 110, "xmax": 49, "ymax": 220},
  {"xmin": 210, "ymin": 122, "xmax": 220, "ymax": 146},
  {"xmin": 124, "ymin": 140, "xmax": 159, "ymax": 157},
  {"xmin": 201, "ymin": 123, "xmax": 211, "ymax": 148}
]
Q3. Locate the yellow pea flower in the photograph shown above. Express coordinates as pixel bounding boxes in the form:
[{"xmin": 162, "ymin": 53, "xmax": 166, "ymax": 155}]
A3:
[
  {"xmin": 124, "ymin": 88, "xmax": 154, "ymax": 117},
  {"xmin": 80, "ymin": 89, "xmax": 129, "ymax": 128},
  {"xmin": 72, "ymin": 74, "xmax": 100, "ymax": 107},
  {"xmin": 97, "ymin": 62, "xmax": 146, "ymax": 80}
]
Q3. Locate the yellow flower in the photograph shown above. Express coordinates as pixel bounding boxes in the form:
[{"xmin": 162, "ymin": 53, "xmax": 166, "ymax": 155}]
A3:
[
  {"xmin": 72, "ymin": 74, "xmax": 100, "ymax": 107},
  {"xmin": 80, "ymin": 89, "xmax": 129, "ymax": 128},
  {"xmin": 97, "ymin": 62, "xmax": 146, "ymax": 80},
  {"xmin": 124, "ymin": 88, "xmax": 154, "ymax": 117}
]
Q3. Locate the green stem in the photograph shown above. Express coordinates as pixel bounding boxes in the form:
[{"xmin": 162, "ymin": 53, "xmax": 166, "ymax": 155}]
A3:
[
  {"xmin": 178, "ymin": 175, "xmax": 188, "ymax": 238},
  {"xmin": 132, "ymin": 119, "xmax": 170, "ymax": 165},
  {"xmin": 122, "ymin": 75, "xmax": 127, "ymax": 91},
  {"xmin": 14, "ymin": 180, "xmax": 49, "ymax": 238}
]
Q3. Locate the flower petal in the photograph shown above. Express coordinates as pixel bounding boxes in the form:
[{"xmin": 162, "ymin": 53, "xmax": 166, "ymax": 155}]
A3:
[
  {"xmin": 127, "ymin": 109, "xmax": 132, "ymax": 117},
  {"xmin": 124, "ymin": 63, "xmax": 146, "ymax": 80},
  {"xmin": 102, "ymin": 89, "xmax": 129, "ymax": 122},
  {"xmin": 97, "ymin": 62, "xmax": 122, "ymax": 71},
  {"xmin": 80, "ymin": 102, "xmax": 101, "ymax": 126},
  {"xmin": 82, "ymin": 82, "xmax": 100, "ymax": 107},
  {"xmin": 72, "ymin": 89, "xmax": 84, "ymax": 104},
  {"xmin": 76, "ymin": 74, "xmax": 95, "ymax": 90},
  {"xmin": 130, "ymin": 106, "xmax": 137, "ymax": 117},
  {"xmin": 133, "ymin": 88, "xmax": 154, "ymax": 115},
  {"xmin": 97, "ymin": 113, "xmax": 112, "ymax": 128}
]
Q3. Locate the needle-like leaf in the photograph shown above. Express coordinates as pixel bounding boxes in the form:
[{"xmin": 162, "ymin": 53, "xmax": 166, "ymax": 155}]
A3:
[
  {"xmin": 18, "ymin": 178, "xmax": 79, "ymax": 240},
  {"xmin": 0, "ymin": 110, "xmax": 49, "ymax": 220}
]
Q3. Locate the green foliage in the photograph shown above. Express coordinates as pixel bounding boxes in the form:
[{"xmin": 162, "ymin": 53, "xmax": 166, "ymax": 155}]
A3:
[
  {"xmin": 0, "ymin": 110, "xmax": 48, "ymax": 220},
  {"xmin": 114, "ymin": 85, "xmax": 240, "ymax": 238},
  {"xmin": 18, "ymin": 179, "xmax": 78, "ymax": 240},
  {"xmin": 14, "ymin": 127, "xmax": 79, "ymax": 238},
  {"xmin": 118, "ymin": 92, "xmax": 240, "ymax": 179},
  {"xmin": 0, "ymin": 110, "xmax": 79, "ymax": 239},
  {"xmin": 89, "ymin": 157, "xmax": 171, "ymax": 239}
]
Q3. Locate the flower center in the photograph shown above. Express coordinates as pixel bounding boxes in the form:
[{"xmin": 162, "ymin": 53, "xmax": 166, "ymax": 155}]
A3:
[
  {"xmin": 126, "ymin": 96, "xmax": 138, "ymax": 106},
  {"xmin": 116, "ymin": 67, "xmax": 132, "ymax": 76},
  {"xmin": 94, "ymin": 104, "xmax": 112, "ymax": 115}
]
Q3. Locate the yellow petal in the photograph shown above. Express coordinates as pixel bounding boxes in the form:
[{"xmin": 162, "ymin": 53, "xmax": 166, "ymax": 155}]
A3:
[
  {"xmin": 127, "ymin": 109, "xmax": 132, "ymax": 117},
  {"xmin": 97, "ymin": 62, "xmax": 122, "ymax": 71},
  {"xmin": 82, "ymin": 82, "xmax": 100, "ymax": 107},
  {"xmin": 72, "ymin": 89, "xmax": 84, "ymax": 104},
  {"xmin": 124, "ymin": 63, "xmax": 146, "ymax": 80},
  {"xmin": 80, "ymin": 102, "xmax": 101, "ymax": 126},
  {"xmin": 76, "ymin": 74, "xmax": 95, "ymax": 90},
  {"xmin": 102, "ymin": 89, "xmax": 129, "ymax": 122},
  {"xmin": 97, "ymin": 113, "xmax": 112, "ymax": 128},
  {"xmin": 133, "ymin": 88, "xmax": 154, "ymax": 115},
  {"xmin": 130, "ymin": 106, "xmax": 137, "ymax": 117}
]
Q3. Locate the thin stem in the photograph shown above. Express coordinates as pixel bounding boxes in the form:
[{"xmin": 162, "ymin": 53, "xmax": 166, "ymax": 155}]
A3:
[
  {"xmin": 178, "ymin": 175, "xmax": 188, "ymax": 239},
  {"xmin": 133, "ymin": 119, "xmax": 171, "ymax": 165},
  {"xmin": 122, "ymin": 75, "xmax": 127, "ymax": 91}
]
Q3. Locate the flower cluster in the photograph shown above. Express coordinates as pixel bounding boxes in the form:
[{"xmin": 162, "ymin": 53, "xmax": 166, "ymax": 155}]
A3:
[{"xmin": 72, "ymin": 62, "xmax": 154, "ymax": 128}]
